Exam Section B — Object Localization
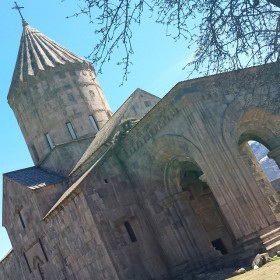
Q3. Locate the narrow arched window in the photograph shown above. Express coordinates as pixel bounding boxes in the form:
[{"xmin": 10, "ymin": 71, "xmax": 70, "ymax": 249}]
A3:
[
  {"xmin": 45, "ymin": 133, "xmax": 55, "ymax": 149},
  {"xmin": 17, "ymin": 208, "xmax": 25, "ymax": 229},
  {"xmin": 124, "ymin": 221, "xmax": 137, "ymax": 242},
  {"xmin": 19, "ymin": 211, "xmax": 25, "ymax": 228},
  {"xmin": 89, "ymin": 115, "xmax": 99, "ymax": 132},
  {"xmin": 66, "ymin": 122, "xmax": 77, "ymax": 140}
]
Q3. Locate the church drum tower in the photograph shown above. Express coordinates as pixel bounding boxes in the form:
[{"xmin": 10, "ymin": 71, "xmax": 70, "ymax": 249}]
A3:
[{"xmin": 8, "ymin": 20, "xmax": 112, "ymax": 175}]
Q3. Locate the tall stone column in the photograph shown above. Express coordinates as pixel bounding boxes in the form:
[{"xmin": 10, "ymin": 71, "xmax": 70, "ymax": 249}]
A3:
[
  {"xmin": 241, "ymin": 143, "xmax": 280, "ymax": 220},
  {"xmin": 268, "ymin": 147, "xmax": 280, "ymax": 168}
]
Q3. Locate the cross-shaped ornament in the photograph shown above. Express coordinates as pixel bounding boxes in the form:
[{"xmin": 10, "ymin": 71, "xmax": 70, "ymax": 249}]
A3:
[{"xmin": 12, "ymin": 2, "xmax": 24, "ymax": 21}]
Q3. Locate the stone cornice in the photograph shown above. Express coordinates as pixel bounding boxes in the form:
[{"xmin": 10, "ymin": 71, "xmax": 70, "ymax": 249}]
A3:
[{"xmin": 117, "ymin": 63, "xmax": 280, "ymax": 159}]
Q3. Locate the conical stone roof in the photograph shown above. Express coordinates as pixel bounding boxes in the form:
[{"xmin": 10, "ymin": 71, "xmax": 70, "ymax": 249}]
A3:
[{"xmin": 11, "ymin": 20, "xmax": 84, "ymax": 83}]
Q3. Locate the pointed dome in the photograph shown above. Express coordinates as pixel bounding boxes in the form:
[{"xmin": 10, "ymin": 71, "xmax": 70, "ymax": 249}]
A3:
[{"xmin": 11, "ymin": 21, "xmax": 84, "ymax": 83}]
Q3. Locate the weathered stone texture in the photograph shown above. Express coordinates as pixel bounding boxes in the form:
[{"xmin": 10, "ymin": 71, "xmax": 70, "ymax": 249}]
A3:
[
  {"xmin": 9, "ymin": 63, "xmax": 111, "ymax": 175},
  {"xmin": 8, "ymin": 23, "xmax": 112, "ymax": 175},
  {"xmin": 0, "ymin": 250, "xmax": 22, "ymax": 280},
  {"xmin": 3, "ymin": 21, "xmax": 280, "ymax": 280},
  {"xmin": 42, "ymin": 193, "xmax": 119, "ymax": 280}
]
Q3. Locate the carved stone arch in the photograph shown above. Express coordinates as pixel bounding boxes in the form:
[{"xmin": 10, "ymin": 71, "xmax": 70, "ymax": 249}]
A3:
[
  {"xmin": 222, "ymin": 97, "xmax": 280, "ymax": 150},
  {"xmin": 222, "ymin": 98, "xmax": 280, "ymax": 221},
  {"xmin": 163, "ymin": 156, "xmax": 199, "ymax": 196},
  {"xmin": 238, "ymin": 123, "xmax": 277, "ymax": 149},
  {"xmin": 146, "ymin": 134, "xmax": 236, "ymax": 261},
  {"xmin": 148, "ymin": 134, "xmax": 210, "ymax": 197}
]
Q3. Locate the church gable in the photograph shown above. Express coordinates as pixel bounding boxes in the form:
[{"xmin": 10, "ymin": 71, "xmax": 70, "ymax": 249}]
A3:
[
  {"xmin": 2, "ymin": 167, "xmax": 68, "ymax": 237},
  {"xmin": 120, "ymin": 88, "xmax": 160, "ymax": 120},
  {"xmin": 71, "ymin": 88, "xmax": 160, "ymax": 175}
]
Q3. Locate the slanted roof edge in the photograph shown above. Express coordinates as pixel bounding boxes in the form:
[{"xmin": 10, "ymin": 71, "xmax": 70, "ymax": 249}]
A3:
[{"xmin": 43, "ymin": 145, "xmax": 111, "ymax": 220}]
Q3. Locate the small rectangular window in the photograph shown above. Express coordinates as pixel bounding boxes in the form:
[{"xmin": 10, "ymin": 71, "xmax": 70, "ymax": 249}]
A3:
[
  {"xmin": 45, "ymin": 133, "xmax": 55, "ymax": 149},
  {"xmin": 66, "ymin": 122, "xmax": 77, "ymax": 140},
  {"xmin": 124, "ymin": 221, "xmax": 137, "ymax": 243},
  {"xmin": 144, "ymin": 100, "xmax": 152, "ymax": 107},
  {"xmin": 18, "ymin": 210, "xmax": 25, "ymax": 229},
  {"xmin": 89, "ymin": 115, "xmax": 99, "ymax": 132},
  {"xmin": 23, "ymin": 252, "xmax": 32, "ymax": 273}
]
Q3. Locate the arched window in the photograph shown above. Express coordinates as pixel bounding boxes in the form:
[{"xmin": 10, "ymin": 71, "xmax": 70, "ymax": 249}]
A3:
[
  {"xmin": 249, "ymin": 141, "xmax": 280, "ymax": 183},
  {"xmin": 124, "ymin": 221, "xmax": 137, "ymax": 242},
  {"xmin": 239, "ymin": 139, "xmax": 280, "ymax": 220}
]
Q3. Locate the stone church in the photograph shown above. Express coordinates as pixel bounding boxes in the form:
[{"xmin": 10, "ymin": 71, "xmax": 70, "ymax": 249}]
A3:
[{"xmin": 2, "ymin": 19, "xmax": 280, "ymax": 280}]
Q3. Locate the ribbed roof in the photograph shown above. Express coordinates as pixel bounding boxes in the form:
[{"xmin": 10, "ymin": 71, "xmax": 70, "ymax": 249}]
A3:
[
  {"xmin": 11, "ymin": 20, "xmax": 84, "ymax": 83},
  {"xmin": 4, "ymin": 166, "xmax": 66, "ymax": 189}
]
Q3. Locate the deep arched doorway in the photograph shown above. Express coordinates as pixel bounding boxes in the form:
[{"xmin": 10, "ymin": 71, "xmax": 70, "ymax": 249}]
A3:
[{"xmin": 178, "ymin": 162, "xmax": 234, "ymax": 255}]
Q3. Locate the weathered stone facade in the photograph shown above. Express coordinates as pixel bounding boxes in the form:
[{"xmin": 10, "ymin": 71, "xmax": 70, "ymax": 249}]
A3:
[{"xmin": 2, "ymin": 20, "xmax": 280, "ymax": 280}]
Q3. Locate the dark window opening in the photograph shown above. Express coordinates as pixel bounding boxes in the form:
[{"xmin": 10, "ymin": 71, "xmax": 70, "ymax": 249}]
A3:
[
  {"xmin": 23, "ymin": 252, "xmax": 31, "ymax": 273},
  {"xmin": 18, "ymin": 210, "xmax": 25, "ymax": 229},
  {"xmin": 89, "ymin": 90, "xmax": 95, "ymax": 96},
  {"xmin": 124, "ymin": 221, "xmax": 137, "ymax": 243},
  {"xmin": 144, "ymin": 100, "xmax": 152, "ymax": 107},
  {"xmin": 211, "ymin": 238, "xmax": 228, "ymax": 255}
]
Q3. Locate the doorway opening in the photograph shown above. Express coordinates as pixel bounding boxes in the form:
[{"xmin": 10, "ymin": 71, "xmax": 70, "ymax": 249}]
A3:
[
  {"xmin": 211, "ymin": 238, "xmax": 228, "ymax": 255},
  {"xmin": 239, "ymin": 139, "xmax": 280, "ymax": 220},
  {"xmin": 179, "ymin": 162, "xmax": 234, "ymax": 255},
  {"xmin": 249, "ymin": 141, "xmax": 280, "ymax": 192}
]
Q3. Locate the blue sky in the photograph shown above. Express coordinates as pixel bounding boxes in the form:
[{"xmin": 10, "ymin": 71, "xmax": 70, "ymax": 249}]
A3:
[{"xmin": 0, "ymin": 0, "xmax": 192, "ymax": 258}]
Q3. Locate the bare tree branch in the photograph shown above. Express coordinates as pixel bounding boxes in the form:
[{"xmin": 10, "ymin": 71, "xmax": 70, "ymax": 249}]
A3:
[
  {"xmin": 65, "ymin": 0, "xmax": 280, "ymax": 80},
  {"xmin": 267, "ymin": 0, "xmax": 280, "ymax": 8}
]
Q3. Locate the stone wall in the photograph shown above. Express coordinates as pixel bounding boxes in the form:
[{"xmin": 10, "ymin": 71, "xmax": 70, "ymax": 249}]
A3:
[
  {"xmin": 271, "ymin": 178, "xmax": 280, "ymax": 193},
  {"xmin": 79, "ymin": 152, "xmax": 168, "ymax": 279},
  {"xmin": 44, "ymin": 151, "xmax": 168, "ymax": 279},
  {"xmin": 0, "ymin": 250, "xmax": 23, "ymax": 280},
  {"xmin": 111, "ymin": 65, "xmax": 280, "ymax": 272},
  {"xmin": 8, "ymin": 62, "xmax": 111, "ymax": 174},
  {"xmin": 2, "ymin": 176, "xmax": 68, "ymax": 279},
  {"xmin": 3, "ymin": 64, "xmax": 280, "ymax": 279},
  {"xmin": 41, "ymin": 191, "xmax": 119, "ymax": 280}
]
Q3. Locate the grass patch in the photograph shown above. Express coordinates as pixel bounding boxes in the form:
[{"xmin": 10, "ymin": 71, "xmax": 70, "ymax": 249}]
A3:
[{"xmin": 228, "ymin": 258, "xmax": 280, "ymax": 280}]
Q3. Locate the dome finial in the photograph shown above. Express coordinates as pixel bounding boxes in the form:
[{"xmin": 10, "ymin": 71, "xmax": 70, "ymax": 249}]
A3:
[
  {"xmin": 22, "ymin": 20, "xmax": 28, "ymax": 27},
  {"xmin": 12, "ymin": 2, "xmax": 25, "ymax": 23}
]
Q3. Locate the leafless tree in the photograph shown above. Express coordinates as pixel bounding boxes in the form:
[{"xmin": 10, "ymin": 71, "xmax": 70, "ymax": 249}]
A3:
[{"xmin": 66, "ymin": 0, "xmax": 280, "ymax": 82}]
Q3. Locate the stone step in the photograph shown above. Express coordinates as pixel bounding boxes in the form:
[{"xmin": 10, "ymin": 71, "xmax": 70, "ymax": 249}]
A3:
[
  {"xmin": 260, "ymin": 226, "xmax": 280, "ymax": 243},
  {"xmin": 170, "ymin": 250, "xmax": 255, "ymax": 280},
  {"xmin": 265, "ymin": 239, "xmax": 280, "ymax": 256},
  {"xmin": 262, "ymin": 233, "xmax": 280, "ymax": 247},
  {"xmin": 236, "ymin": 223, "xmax": 280, "ymax": 246}
]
